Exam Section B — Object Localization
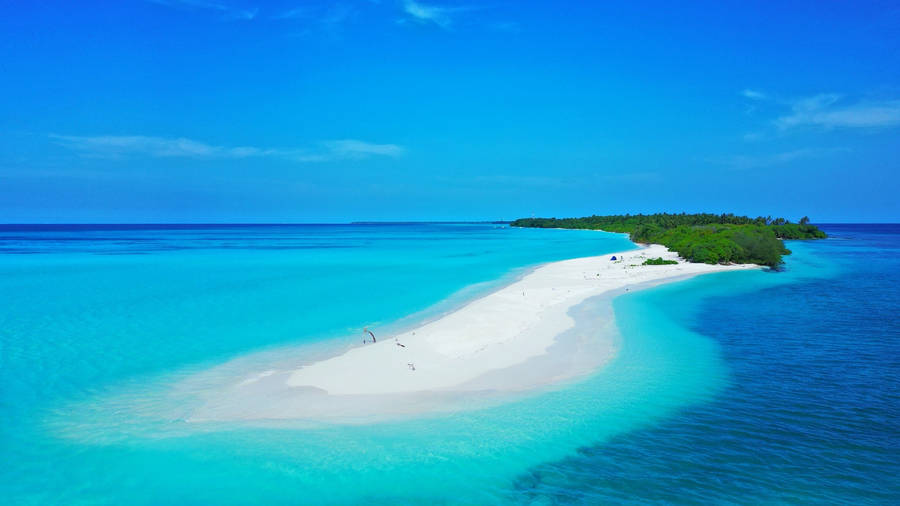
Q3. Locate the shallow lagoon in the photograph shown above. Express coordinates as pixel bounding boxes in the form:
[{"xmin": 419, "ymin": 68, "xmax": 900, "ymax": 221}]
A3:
[{"xmin": 2, "ymin": 224, "xmax": 897, "ymax": 504}]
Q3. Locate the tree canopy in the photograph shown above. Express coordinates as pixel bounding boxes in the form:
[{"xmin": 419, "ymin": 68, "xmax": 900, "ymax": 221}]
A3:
[{"xmin": 510, "ymin": 213, "xmax": 826, "ymax": 267}]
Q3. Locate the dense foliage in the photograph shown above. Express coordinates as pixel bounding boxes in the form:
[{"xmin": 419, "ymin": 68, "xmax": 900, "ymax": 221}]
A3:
[
  {"xmin": 643, "ymin": 257, "xmax": 679, "ymax": 265},
  {"xmin": 510, "ymin": 213, "xmax": 826, "ymax": 267}
]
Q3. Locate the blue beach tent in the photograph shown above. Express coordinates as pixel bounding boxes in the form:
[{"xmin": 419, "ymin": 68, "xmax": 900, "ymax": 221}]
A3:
[{"xmin": 610, "ymin": 256, "xmax": 617, "ymax": 261}]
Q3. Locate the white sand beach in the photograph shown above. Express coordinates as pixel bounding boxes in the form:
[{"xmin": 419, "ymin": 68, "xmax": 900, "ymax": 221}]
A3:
[
  {"xmin": 180, "ymin": 244, "xmax": 756, "ymax": 424},
  {"xmin": 285, "ymin": 244, "xmax": 755, "ymax": 396}
]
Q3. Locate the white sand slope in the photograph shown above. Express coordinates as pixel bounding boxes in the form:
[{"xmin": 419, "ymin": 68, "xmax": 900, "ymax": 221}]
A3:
[{"xmin": 286, "ymin": 244, "xmax": 756, "ymax": 396}]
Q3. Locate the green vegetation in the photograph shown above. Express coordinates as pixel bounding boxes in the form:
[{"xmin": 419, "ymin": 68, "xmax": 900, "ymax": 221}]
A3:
[
  {"xmin": 643, "ymin": 257, "xmax": 679, "ymax": 265},
  {"xmin": 510, "ymin": 213, "xmax": 826, "ymax": 267}
]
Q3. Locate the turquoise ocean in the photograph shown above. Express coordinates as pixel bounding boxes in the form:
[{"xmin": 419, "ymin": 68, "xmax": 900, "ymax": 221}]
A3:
[{"xmin": 1, "ymin": 223, "xmax": 897, "ymax": 504}]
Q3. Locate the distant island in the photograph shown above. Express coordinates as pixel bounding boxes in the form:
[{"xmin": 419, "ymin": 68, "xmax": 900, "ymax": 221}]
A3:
[{"xmin": 511, "ymin": 213, "xmax": 827, "ymax": 267}]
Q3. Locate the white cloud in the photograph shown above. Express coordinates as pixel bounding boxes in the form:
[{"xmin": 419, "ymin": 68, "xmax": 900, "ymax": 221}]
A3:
[
  {"xmin": 775, "ymin": 94, "xmax": 900, "ymax": 130},
  {"xmin": 273, "ymin": 4, "xmax": 359, "ymax": 39},
  {"xmin": 320, "ymin": 4, "xmax": 357, "ymax": 30},
  {"xmin": 324, "ymin": 139, "xmax": 405, "ymax": 158},
  {"xmin": 50, "ymin": 135, "xmax": 405, "ymax": 163},
  {"xmin": 273, "ymin": 7, "xmax": 310, "ymax": 20},
  {"xmin": 401, "ymin": 0, "xmax": 477, "ymax": 29},
  {"xmin": 147, "ymin": 0, "xmax": 258, "ymax": 20},
  {"xmin": 742, "ymin": 132, "xmax": 765, "ymax": 142},
  {"xmin": 741, "ymin": 89, "xmax": 767, "ymax": 100},
  {"xmin": 229, "ymin": 7, "xmax": 258, "ymax": 20}
]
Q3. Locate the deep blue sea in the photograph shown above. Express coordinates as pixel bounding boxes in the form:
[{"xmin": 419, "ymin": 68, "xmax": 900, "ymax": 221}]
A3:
[{"xmin": 1, "ymin": 223, "xmax": 897, "ymax": 504}]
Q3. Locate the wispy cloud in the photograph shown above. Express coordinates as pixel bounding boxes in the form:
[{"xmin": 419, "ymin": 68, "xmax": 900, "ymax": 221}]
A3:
[
  {"xmin": 740, "ymin": 89, "xmax": 769, "ymax": 117},
  {"xmin": 741, "ymin": 89, "xmax": 768, "ymax": 101},
  {"xmin": 742, "ymin": 132, "xmax": 765, "ymax": 142},
  {"xmin": 147, "ymin": 0, "xmax": 258, "ymax": 20},
  {"xmin": 401, "ymin": 0, "xmax": 478, "ymax": 29},
  {"xmin": 320, "ymin": 3, "xmax": 357, "ymax": 31},
  {"xmin": 775, "ymin": 94, "xmax": 900, "ymax": 130},
  {"xmin": 323, "ymin": 139, "xmax": 405, "ymax": 158},
  {"xmin": 50, "ymin": 135, "xmax": 405, "ymax": 162},
  {"xmin": 273, "ymin": 3, "xmax": 359, "ymax": 38},
  {"xmin": 273, "ymin": 6, "xmax": 310, "ymax": 20}
]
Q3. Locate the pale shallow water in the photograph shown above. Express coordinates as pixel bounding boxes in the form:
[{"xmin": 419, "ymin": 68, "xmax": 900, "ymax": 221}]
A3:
[{"xmin": 1, "ymin": 223, "xmax": 897, "ymax": 504}]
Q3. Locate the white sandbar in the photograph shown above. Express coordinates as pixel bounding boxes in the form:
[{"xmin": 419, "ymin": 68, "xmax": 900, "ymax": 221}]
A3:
[{"xmin": 285, "ymin": 244, "xmax": 755, "ymax": 396}]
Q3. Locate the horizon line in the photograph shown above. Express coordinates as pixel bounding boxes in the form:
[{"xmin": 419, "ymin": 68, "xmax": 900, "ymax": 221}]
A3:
[
  {"xmin": 0, "ymin": 221, "xmax": 897, "ymax": 226},
  {"xmin": 0, "ymin": 221, "xmax": 513, "ymax": 226}
]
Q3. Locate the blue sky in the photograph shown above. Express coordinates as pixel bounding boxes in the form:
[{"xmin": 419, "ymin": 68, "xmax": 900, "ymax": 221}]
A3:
[{"xmin": 1, "ymin": 1, "xmax": 899, "ymax": 222}]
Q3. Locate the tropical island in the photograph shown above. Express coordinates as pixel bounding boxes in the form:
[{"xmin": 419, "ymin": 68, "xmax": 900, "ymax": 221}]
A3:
[{"xmin": 511, "ymin": 213, "xmax": 827, "ymax": 267}]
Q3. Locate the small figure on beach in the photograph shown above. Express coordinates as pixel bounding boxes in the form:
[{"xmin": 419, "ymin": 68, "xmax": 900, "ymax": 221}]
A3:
[
  {"xmin": 407, "ymin": 362, "xmax": 416, "ymax": 371},
  {"xmin": 363, "ymin": 327, "xmax": 376, "ymax": 343}
]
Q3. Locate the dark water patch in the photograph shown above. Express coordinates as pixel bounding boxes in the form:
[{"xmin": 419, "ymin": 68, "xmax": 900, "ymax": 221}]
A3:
[{"xmin": 509, "ymin": 225, "xmax": 900, "ymax": 504}]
